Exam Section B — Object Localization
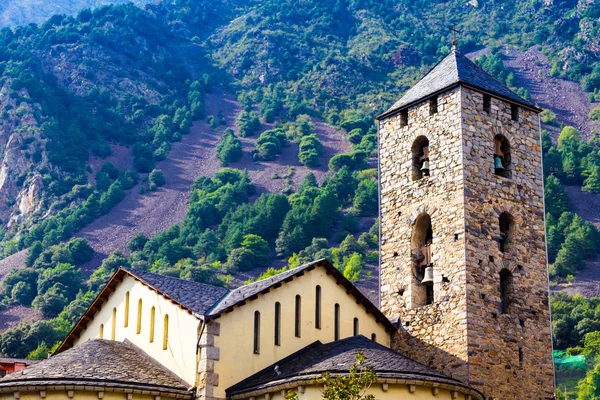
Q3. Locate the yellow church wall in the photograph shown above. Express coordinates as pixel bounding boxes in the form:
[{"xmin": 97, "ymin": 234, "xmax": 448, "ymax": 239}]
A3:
[
  {"xmin": 213, "ymin": 268, "xmax": 390, "ymax": 398},
  {"xmin": 0, "ymin": 391, "xmax": 178, "ymax": 400},
  {"xmin": 234, "ymin": 382, "xmax": 479, "ymax": 400},
  {"xmin": 74, "ymin": 274, "xmax": 200, "ymax": 385}
]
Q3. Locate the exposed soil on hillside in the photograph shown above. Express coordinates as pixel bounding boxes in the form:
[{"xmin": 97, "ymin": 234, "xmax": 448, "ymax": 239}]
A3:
[
  {"xmin": 77, "ymin": 90, "xmax": 351, "ymax": 275},
  {"xmin": 467, "ymin": 46, "xmax": 600, "ymax": 139},
  {"xmin": 501, "ymin": 46, "xmax": 600, "ymax": 139},
  {"xmin": 554, "ymin": 186, "xmax": 600, "ymax": 297}
]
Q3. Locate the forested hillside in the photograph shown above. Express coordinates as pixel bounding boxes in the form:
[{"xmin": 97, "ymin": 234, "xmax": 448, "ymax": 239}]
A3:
[{"xmin": 0, "ymin": 0, "xmax": 599, "ymax": 396}]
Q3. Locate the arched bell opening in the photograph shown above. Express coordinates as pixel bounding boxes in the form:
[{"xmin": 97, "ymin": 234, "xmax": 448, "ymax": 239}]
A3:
[
  {"xmin": 498, "ymin": 212, "xmax": 514, "ymax": 254},
  {"xmin": 412, "ymin": 136, "xmax": 430, "ymax": 181},
  {"xmin": 499, "ymin": 269, "xmax": 514, "ymax": 315},
  {"xmin": 494, "ymin": 135, "xmax": 511, "ymax": 178},
  {"xmin": 411, "ymin": 214, "xmax": 434, "ymax": 307}
]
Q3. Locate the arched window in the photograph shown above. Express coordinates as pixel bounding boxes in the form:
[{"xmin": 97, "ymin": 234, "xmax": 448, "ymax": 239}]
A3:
[
  {"xmin": 494, "ymin": 135, "xmax": 511, "ymax": 178},
  {"xmin": 295, "ymin": 295, "xmax": 301, "ymax": 338},
  {"xmin": 412, "ymin": 214, "xmax": 434, "ymax": 307},
  {"xmin": 315, "ymin": 286, "xmax": 321, "ymax": 329},
  {"xmin": 500, "ymin": 269, "xmax": 513, "ymax": 314},
  {"xmin": 353, "ymin": 318, "xmax": 359, "ymax": 336},
  {"xmin": 163, "ymin": 315, "xmax": 169, "ymax": 350},
  {"xmin": 412, "ymin": 136, "xmax": 430, "ymax": 180},
  {"xmin": 274, "ymin": 302, "xmax": 281, "ymax": 346},
  {"xmin": 334, "ymin": 304, "xmax": 340, "ymax": 341},
  {"xmin": 124, "ymin": 292, "xmax": 130, "ymax": 327},
  {"xmin": 136, "ymin": 299, "xmax": 142, "ymax": 334},
  {"xmin": 371, "ymin": 333, "xmax": 377, "ymax": 342},
  {"xmin": 253, "ymin": 311, "xmax": 260, "ymax": 354},
  {"xmin": 498, "ymin": 212, "xmax": 514, "ymax": 253},
  {"xmin": 111, "ymin": 308, "xmax": 117, "ymax": 340},
  {"xmin": 149, "ymin": 306, "xmax": 156, "ymax": 343},
  {"xmin": 99, "ymin": 324, "xmax": 104, "ymax": 339}
]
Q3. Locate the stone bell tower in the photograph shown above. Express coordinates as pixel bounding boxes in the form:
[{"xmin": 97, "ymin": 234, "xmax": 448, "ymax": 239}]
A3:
[{"xmin": 377, "ymin": 49, "xmax": 555, "ymax": 399}]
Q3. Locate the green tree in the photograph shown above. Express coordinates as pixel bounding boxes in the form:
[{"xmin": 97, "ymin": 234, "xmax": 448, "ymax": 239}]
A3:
[
  {"xmin": 318, "ymin": 352, "xmax": 377, "ymax": 400},
  {"xmin": 353, "ymin": 180, "xmax": 378, "ymax": 217},
  {"xmin": 241, "ymin": 234, "xmax": 270, "ymax": 269},
  {"xmin": 343, "ymin": 253, "xmax": 365, "ymax": 282},
  {"xmin": 149, "ymin": 169, "xmax": 166, "ymax": 189},
  {"xmin": 216, "ymin": 129, "xmax": 243, "ymax": 166},
  {"xmin": 577, "ymin": 363, "xmax": 600, "ymax": 399},
  {"xmin": 583, "ymin": 165, "xmax": 600, "ymax": 193},
  {"xmin": 25, "ymin": 241, "xmax": 43, "ymax": 267},
  {"xmin": 544, "ymin": 175, "xmax": 568, "ymax": 217}
]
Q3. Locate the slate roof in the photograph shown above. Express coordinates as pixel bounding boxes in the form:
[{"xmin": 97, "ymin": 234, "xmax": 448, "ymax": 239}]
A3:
[
  {"xmin": 227, "ymin": 335, "xmax": 483, "ymax": 398},
  {"xmin": 127, "ymin": 269, "xmax": 228, "ymax": 315},
  {"xmin": 0, "ymin": 339, "xmax": 191, "ymax": 397},
  {"xmin": 379, "ymin": 49, "xmax": 537, "ymax": 119},
  {"xmin": 208, "ymin": 262, "xmax": 320, "ymax": 316},
  {"xmin": 58, "ymin": 259, "xmax": 396, "ymax": 353},
  {"xmin": 207, "ymin": 259, "xmax": 395, "ymax": 331}
]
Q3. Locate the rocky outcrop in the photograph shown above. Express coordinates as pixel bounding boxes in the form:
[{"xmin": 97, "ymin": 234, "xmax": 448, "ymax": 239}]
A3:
[{"xmin": 0, "ymin": 85, "xmax": 48, "ymax": 227}]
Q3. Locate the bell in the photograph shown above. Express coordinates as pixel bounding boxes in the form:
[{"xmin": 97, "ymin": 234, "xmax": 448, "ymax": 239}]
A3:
[
  {"xmin": 421, "ymin": 160, "xmax": 430, "ymax": 172},
  {"xmin": 494, "ymin": 156, "xmax": 505, "ymax": 170},
  {"xmin": 421, "ymin": 266, "xmax": 434, "ymax": 285}
]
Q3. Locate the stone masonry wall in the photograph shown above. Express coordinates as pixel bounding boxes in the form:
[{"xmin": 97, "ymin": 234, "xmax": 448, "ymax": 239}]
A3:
[
  {"xmin": 379, "ymin": 87, "xmax": 471, "ymax": 382},
  {"xmin": 461, "ymin": 87, "xmax": 554, "ymax": 399},
  {"xmin": 379, "ymin": 85, "xmax": 554, "ymax": 399}
]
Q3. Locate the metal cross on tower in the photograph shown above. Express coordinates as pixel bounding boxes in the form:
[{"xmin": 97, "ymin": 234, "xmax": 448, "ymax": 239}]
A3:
[{"xmin": 450, "ymin": 25, "xmax": 461, "ymax": 49}]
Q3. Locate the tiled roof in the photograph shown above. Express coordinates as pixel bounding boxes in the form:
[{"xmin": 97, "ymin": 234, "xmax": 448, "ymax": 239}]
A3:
[
  {"xmin": 0, "ymin": 339, "xmax": 191, "ymax": 396},
  {"xmin": 208, "ymin": 263, "xmax": 316, "ymax": 316},
  {"xmin": 207, "ymin": 260, "xmax": 395, "ymax": 332},
  {"xmin": 126, "ymin": 269, "xmax": 228, "ymax": 315},
  {"xmin": 380, "ymin": 49, "xmax": 537, "ymax": 118},
  {"xmin": 227, "ymin": 335, "xmax": 482, "ymax": 398}
]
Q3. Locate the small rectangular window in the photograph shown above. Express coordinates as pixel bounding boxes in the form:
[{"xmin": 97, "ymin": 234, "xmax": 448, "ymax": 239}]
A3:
[
  {"xmin": 483, "ymin": 94, "xmax": 491, "ymax": 112},
  {"xmin": 334, "ymin": 304, "xmax": 340, "ymax": 341},
  {"xmin": 315, "ymin": 286, "xmax": 321, "ymax": 329},
  {"xmin": 253, "ymin": 311, "xmax": 260, "ymax": 354},
  {"xmin": 274, "ymin": 302, "xmax": 281, "ymax": 346},
  {"xmin": 518, "ymin": 346, "xmax": 524, "ymax": 368},
  {"xmin": 400, "ymin": 110, "xmax": 408, "ymax": 127},
  {"xmin": 353, "ymin": 318, "xmax": 359, "ymax": 336},
  {"xmin": 295, "ymin": 295, "xmax": 301, "ymax": 338},
  {"xmin": 511, "ymin": 104, "xmax": 519, "ymax": 121},
  {"xmin": 429, "ymin": 96, "xmax": 438, "ymax": 115}
]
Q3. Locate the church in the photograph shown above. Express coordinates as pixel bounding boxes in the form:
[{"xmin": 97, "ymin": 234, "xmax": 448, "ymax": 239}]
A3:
[{"xmin": 0, "ymin": 48, "xmax": 555, "ymax": 400}]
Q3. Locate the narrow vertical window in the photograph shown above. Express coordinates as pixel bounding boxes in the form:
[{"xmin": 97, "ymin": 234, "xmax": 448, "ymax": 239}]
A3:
[
  {"xmin": 500, "ymin": 269, "xmax": 513, "ymax": 314},
  {"xmin": 149, "ymin": 306, "xmax": 155, "ymax": 343},
  {"xmin": 411, "ymin": 136, "xmax": 430, "ymax": 180},
  {"xmin": 274, "ymin": 302, "xmax": 281, "ymax": 346},
  {"xmin": 334, "ymin": 304, "xmax": 340, "ymax": 341},
  {"xmin": 353, "ymin": 318, "xmax": 359, "ymax": 336},
  {"xmin": 295, "ymin": 295, "xmax": 301, "ymax": 338},
  {"xmin": 483, "ymin": 94, "xmax": 491, "ymax": 112},
  {"xmin": 111, "ymin": 308, "xmax": 117, "ymax": 340},
  {"xmin": 429, "ymin": 96, "xmax": 438, "ymax": 115},
  {"xmin": 400, "ymin": 109, "xmax": 408, "ymax": 127},
  {"xmin": 163, "ymin": 315, "xmax": 169, "ymax": 350},
  {"xmin": 518, "ymin": 346, "xmax": 524, "ymax": 368},
  {"xmin": 99, "ymin": 324, "xmax": 104, "ymax": 339},
  {"xmin": 315, "ymin": 286, "xmax": 321, "ymax": 329},
  {"xmin": 253, "ymin": 311, "xmax": 260, "ymax": 354},
  {"xmin": 511, "ymin": 104, "xmax": 519, "ymax": 121},
  {"xmin": 371, "ymin": 333, "xmax": 377, "ymax": 342},
  {"xmin": 124, "ymin": 292, "xmax": 130, "ymax": 327},
  {"xmin": 136, "ymin": 299, "xmax": 142, "ymax": 334}
]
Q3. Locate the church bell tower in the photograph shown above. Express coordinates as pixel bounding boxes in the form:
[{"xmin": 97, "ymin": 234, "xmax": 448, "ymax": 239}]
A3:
[{"xmin": 377, "ymin": 49, "xmax": 555, "ymax": 399}]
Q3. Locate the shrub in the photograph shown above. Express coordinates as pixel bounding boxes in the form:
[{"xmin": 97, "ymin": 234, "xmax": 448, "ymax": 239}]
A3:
[
  {"xmin": 216, "ymin": 129, "xmax": 243, "ymax": 166},
  {"xmin": 328, "ymin": 150, "xmax": 369, "ymax": 171},
  {"xmin": 253, "ymin": 128, "xmax": 288, "ymax": 161},
  {"xmin": 236, "ymin": 110, "xmax": 261, "ymax": 137},
  {"xmin": 298, "ymin": 134, "xmax": 323, "ymax": 167},
  {"xmin": 149, "ymin": 169, "xmax": 166, "ymax": 188}
]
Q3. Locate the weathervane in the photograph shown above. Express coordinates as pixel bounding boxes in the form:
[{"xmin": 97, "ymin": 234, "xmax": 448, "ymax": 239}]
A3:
[{"xmin": 450, "ymin": 25, "xmax": 461, "ymax": 50}]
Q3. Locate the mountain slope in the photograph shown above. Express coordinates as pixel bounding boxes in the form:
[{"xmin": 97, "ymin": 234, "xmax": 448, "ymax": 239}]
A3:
[{"xmin": 0, "ymin": 0, "xmax": 157, "ymax": 28}]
